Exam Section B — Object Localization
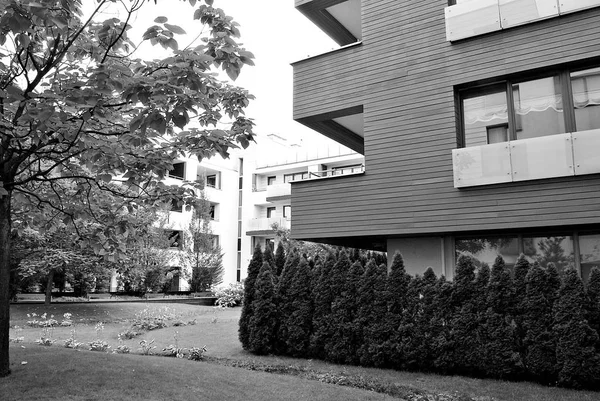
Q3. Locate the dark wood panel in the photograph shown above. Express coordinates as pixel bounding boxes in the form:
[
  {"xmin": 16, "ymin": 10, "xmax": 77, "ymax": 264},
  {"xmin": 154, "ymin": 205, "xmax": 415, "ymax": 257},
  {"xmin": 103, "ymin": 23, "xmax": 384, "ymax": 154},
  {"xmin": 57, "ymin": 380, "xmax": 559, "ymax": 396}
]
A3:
[{"xmin": 291, "ymin": 0, "xmax": 600, "ymax": 242}]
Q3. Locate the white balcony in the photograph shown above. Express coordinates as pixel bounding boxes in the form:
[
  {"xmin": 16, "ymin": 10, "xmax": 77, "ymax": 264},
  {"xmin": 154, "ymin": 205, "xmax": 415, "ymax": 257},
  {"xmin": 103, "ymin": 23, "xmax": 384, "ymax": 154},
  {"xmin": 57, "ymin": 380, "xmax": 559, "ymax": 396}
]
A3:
[
  {"xmin": 266, "ymin": 183, "xmax": 291, "ymax": 199},
  {"xmin": 246, "ymin": 217, "xmax": 290, "ymax": 233},
  {"xmin": 452, "ymin": 130, "xmax": 600, "ymax": 188},
  {"xmin": 445, "ymin": 0, "xmax": 598, "ymax": 42}
]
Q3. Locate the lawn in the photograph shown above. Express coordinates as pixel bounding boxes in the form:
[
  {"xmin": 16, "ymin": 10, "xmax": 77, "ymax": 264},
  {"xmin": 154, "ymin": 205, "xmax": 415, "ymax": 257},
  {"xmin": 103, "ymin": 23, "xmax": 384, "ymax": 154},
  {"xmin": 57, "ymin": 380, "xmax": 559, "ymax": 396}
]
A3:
[{"xmin": 4, "ymin": 302, "xmax": 600, "ymax": 401}]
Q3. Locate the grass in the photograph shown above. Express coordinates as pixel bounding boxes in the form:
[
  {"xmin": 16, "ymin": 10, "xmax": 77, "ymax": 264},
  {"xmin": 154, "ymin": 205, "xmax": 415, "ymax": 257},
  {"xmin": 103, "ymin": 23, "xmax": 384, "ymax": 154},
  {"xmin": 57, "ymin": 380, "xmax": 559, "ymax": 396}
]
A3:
[{"xmin": 4, "ymin": 302, "xmax": 600, "ymax": 401}]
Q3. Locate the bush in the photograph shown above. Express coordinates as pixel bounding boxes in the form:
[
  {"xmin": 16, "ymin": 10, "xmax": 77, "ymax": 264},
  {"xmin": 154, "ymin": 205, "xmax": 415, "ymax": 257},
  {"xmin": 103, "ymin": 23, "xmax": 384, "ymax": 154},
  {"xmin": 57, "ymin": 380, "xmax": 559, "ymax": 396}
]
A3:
[
  {"xmin": 212, "ymin": 282, "xmax": 244, "ymax": 307},
  {"xmin": 238, "ymin": 244, "xmax": 263, "ymax": 350},
  {"xmin": 248, "ymin": 262, "xmax": 278, "ymax": 354}
]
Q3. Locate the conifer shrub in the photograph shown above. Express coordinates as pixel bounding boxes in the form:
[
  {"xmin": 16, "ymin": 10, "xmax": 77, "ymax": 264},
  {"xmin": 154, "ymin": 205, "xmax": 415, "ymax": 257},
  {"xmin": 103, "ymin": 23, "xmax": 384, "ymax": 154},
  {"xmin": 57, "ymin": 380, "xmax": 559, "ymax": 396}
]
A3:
[
  {"xmin": 248, "ymin": 262, "xmax": 278, "ymax": 355},
  {"xmin": 238, "ymin": 244, "xmax": 263, "ymax": 350},
  {"xmin": 553, "ymin": 268, "xmax": 600, "ymax": 389},
  {"xmin": 275, "ymin": 249, "xmax": 300, "ymax": 353},
  {"xmin": 523, "ymin": 262, "xmax": 557, "ymax": 384},
  {"xmin": 586, "ymin": 267, "xmax": 600, "ymax": 349},
  {"xmin": 309, "ymin": 252, "xmax": 337, "ymax": 357},
  {"xmin": 283, "ymin": 258, "xmax": 313, "ymax": 356},
  {"xmin": 327, "ymin": 260, "xmax": 364, "ymax": 365},
  {"xmin": 383, "ymin": 252, "xmax": 411, "ymax": 368},
  {"xmin": 274, "ymin": 241, "xmax": 286, "ymax": 277},
  {"xmin": 512, "ymin": 254, "xmax": 531, "ymax": 362},
  {"xmin": 357, "ymin": 259, "xmax": 388, "ymax": 367}
]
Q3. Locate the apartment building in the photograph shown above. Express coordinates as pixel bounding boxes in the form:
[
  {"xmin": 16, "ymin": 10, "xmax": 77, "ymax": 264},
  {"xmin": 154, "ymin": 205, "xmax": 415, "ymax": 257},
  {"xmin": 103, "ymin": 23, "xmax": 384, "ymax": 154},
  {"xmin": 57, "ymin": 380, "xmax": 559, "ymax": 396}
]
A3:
[
  {"xmin": 153, "ymin": 134, "xmax": 363, "ymax": 290},
  {"xmin": 291, "ymin": 0, "xmax": 600, "ymax": 280}
]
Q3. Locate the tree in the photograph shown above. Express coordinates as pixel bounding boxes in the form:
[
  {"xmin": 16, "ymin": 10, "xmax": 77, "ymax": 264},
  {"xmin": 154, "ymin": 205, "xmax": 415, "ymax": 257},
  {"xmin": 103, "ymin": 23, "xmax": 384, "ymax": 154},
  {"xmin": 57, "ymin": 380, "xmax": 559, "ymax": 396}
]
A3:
[
  {"xmin": 274, "ymin": 248, "xmax": 299, "ymax": 353},
  {"xmin": 239, "ymin": 244, "xmax": 262, "ymax": 350},
  {"xmin": 0, "ymin": 0, "xmax": 255, "ymax": 376},
  {"xmin": 383, "ymin": 251, "xmax": 411, "ymax": 368},
  {"xmin": 185, "ymin": 204, "xmax": 224, "ymax": 293},
  {"xmin": 274, "ymin": 241, "xmax": 286, "ymax": 277},
  {"xmin": 247, "ymin": 262, "xmax": 277, "ymax": 355},
  {"xmin": 309, "ymin": 251, "xmax": 336, "ymax": 357},
  {"xmin": 282, "ymin": 257, "xmax": 312, "ymax": 357},
  {"xmin": 553, "ymin": 268, "xmax": 600, "ymax": 388},
  {"xmin": 586, "ymin": 267, "xmax": 600, "ymax": 350}
]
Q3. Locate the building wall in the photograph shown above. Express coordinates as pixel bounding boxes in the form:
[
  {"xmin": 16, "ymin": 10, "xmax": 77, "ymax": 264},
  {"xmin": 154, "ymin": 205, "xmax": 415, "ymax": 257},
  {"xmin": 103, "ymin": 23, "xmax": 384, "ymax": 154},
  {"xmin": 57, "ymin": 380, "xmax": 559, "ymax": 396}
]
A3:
[{"xmin": 291, "ymin": 2, "xmax": 600, "ymax": 241}]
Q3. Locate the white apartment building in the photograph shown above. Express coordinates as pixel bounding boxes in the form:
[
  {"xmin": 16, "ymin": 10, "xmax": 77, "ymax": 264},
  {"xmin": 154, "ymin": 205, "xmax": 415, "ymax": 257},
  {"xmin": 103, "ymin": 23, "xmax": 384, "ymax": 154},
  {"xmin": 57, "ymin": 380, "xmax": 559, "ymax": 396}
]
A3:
[{"xmin": 146, "ymin": 134, "xmax": 364, "ymax": 290}]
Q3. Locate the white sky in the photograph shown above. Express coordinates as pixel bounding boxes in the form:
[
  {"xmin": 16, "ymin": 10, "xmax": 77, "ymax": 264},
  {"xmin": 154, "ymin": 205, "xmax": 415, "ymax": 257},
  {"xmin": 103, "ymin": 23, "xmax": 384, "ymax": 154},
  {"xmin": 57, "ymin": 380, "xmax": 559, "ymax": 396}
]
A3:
[{"xmin": 95, "ymin": 0, "xmax": 340, "ymax": 149}]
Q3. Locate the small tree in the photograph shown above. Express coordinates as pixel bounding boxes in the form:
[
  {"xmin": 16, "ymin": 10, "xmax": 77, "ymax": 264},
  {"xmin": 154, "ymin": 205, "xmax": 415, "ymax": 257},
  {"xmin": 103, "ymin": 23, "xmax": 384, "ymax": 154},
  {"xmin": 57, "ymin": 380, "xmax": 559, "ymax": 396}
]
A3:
[
  {"xmin": 275, "ymin": 248, "xmax": 300, "ymax": 353},
  {"xmin": 238, "ymin": 244, "xmax": 262, "ymax": 350},
  {"xmin": 283, "ymin": 257, "xmax": 312, "ymax": 357},
  {"xmin": 327, "ymin": 259, "xmax": 364, "ymax": 364},
  {"xmin": 585, "ymin": 267, "xmax": 600, "ymax": 350},
  {"xmin": 523, "ymin": 262, "xmax": 557, "ymax": 384},
  {"xmin": 309, "ymin": 251, "xmax": 336, "ymax": 357},
  {"xmin": 553, "ymin": 268, "xmax": 600, "ymax": 388},
  {"xmin": 248, "ymin": 262, "xmax": 277, "ymax": 355},
  {"xmin": 356, "ymin": 259, "xmax": 388, "ymax": 367},
  {"xmin": 274, "ymin": 241, "xmax": 286, "ymax": 277},
  {"xmin": 383, "ymin": 251, "xmax": 411, "ymax": 368},
  {"xmin": 513, "ymin": 254, "xmax": 531, "ymax": 363}
]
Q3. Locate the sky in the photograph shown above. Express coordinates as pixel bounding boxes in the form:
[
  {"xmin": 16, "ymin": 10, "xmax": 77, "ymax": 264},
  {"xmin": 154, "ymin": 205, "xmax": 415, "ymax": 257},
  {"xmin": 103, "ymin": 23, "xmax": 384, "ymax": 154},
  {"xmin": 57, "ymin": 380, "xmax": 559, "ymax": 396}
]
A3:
[{"xmin": 95, "ymin": 0, "xmax": 340, "ymax": 150}]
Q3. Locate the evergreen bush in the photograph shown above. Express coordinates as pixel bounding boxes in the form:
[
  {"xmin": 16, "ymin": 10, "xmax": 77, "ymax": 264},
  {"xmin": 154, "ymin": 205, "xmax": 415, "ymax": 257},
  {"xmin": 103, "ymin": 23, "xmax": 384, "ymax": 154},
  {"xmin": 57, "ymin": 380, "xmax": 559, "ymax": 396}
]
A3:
[
  {"xmin": 274, "ymin": 241, "xmax": 286, "ymax": 277},
  {"xmin": 283, "ymin": 257, "xmax": 313, "ymax": 356},
  {"xmin": 309, "ymin": 252, "xmax": 336, "ymax": 357},
  {"xmin": 383, "ymin": 252, "xmax": 411, "ymax": 368},
  {"xmin": 586, "ymin": 267, "xmax": 600, "ymax": 350},
  {"xmin": 238, "ymin": 244, "xmax": 263, "ymax": 350},
  {"xmin": 248, "ymin": 262, "xmax": 278, "ymax": 355},
  {"xmin": 275, "ymin": 249, "xmax": 300, "ymax": 353}
]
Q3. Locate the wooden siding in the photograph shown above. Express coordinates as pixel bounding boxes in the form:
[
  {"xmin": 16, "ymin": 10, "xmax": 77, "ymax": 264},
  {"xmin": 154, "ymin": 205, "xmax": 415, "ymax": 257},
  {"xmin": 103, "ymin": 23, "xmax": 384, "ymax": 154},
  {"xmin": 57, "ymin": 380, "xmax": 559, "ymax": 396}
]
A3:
[{"xmin": 291, "ymin": 0, "xmax": 600, "ymax": 242}]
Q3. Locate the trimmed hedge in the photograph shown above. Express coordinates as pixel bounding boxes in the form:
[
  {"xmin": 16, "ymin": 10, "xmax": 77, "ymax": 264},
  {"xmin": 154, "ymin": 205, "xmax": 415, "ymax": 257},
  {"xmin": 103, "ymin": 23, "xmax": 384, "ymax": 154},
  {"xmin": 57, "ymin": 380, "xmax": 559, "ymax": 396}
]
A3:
[{"xmin": 239, "ymin": 249, "xmax": 600, "ymax": 390}]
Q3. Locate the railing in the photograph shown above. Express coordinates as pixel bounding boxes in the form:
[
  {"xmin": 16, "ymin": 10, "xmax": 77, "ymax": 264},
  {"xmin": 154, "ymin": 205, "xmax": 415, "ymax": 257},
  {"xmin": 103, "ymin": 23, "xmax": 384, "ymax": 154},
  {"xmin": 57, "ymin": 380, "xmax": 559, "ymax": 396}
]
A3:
[
  {"xmin": 255, "ymin": 145, "xmax": 360, "ymax": 169},
  {"xmin": 452, "ymin": 129, "xmax": 600, "ymax": 188},
  {"xmin": 246, "ymin": 217, "xmax": 290, "ymax": 232},
  {"xmin": 445, "ymin": 0, "xmax": 600, "ymax": 42},
  {"xmin": 304, "ymin": 164, "xmax": 365, "ymax": 180}
]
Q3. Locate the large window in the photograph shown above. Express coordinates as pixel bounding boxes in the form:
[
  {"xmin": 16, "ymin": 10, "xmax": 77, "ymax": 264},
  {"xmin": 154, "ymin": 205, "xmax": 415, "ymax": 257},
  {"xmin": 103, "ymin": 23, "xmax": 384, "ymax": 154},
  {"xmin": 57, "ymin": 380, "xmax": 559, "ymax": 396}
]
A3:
[
  {"xmin": 168, "ymin": 162, "xmax": 185, "ymax": 180},
  {"xmin": 266, "ymin": 207, "xmax": 276, "ymax": 218},
  {"xmin": 455, "ymin": 233, "xmax": 600, "ymax": 280},
  {"xmin": 461, "ymin": 66, "xmax": 600, "ymax": 147}
]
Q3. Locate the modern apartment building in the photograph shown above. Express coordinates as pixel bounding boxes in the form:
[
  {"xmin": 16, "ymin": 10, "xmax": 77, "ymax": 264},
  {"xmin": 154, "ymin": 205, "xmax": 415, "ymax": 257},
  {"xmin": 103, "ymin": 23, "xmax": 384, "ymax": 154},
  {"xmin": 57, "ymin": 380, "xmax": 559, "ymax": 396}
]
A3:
[
  {"xmin": 291, "ymin": 0, "xmax": 600, "ymax": 280},
  {"xmin": 149, "ymin": 134, "xmax": 363, "ymax": 290}
]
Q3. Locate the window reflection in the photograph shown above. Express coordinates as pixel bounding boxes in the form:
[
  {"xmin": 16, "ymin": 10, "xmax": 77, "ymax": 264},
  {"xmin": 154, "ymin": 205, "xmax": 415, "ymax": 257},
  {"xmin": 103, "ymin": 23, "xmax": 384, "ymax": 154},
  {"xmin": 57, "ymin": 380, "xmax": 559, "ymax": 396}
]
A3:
[
  {"xmin": 463, "ymin": 89, "xmax": 509, "ymax": 147},
  {"xmin": 523, "ymin": 236, "xmax": 574, "ymax": 273},
  {"xmin": 580, "ymin": 234, "xmax": 600, "ymax": 282},
  {"xmin": 455, "ymin": 237, "xmax": 519, "ymax": 270},
  {"xmin": 513, "ymin": 76, "xmax": 565, "ymax": 140},
  {"xmin": 571, "ymin": 67, "xmax": 600, "ymax": 131}
]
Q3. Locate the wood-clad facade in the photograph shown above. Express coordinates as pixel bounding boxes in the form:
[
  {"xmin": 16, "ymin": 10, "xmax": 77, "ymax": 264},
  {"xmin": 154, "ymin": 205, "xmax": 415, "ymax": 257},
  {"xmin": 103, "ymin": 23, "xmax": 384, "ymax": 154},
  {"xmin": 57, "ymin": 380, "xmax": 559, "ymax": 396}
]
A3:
[{"xmin": 291, "ymin": 0, "xmax": 600, "ymax": 276}]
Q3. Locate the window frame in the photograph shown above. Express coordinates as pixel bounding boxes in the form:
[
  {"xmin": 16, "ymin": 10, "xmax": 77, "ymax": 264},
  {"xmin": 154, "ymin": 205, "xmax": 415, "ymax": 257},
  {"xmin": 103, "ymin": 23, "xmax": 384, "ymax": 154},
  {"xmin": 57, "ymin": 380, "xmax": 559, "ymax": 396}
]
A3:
[
  {"xmin": 457, "ymin": 65, "xmax": 600, "ymax": 148},
  {"xmin": 267, "ymin": 176, "xmax": 276, "ymax": 185},
  {"xmin": 266, "ymin": 207, "xmax": 276, "ymax": 218},
  {"xmin": 168, "ymin": 162, "xmax": 186, "ymax": 180},
  {"xmin": 283, "ymin": 205, "xmax": 291, "ymax": 218}
]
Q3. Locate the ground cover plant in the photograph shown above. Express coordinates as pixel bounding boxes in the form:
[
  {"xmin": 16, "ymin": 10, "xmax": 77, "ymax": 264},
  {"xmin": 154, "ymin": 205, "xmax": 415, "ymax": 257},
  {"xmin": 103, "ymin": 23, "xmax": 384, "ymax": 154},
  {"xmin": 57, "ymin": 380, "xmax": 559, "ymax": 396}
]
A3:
[{"xmin": 5, "ymin": 302, "xmax": 598, "ymax": 401}]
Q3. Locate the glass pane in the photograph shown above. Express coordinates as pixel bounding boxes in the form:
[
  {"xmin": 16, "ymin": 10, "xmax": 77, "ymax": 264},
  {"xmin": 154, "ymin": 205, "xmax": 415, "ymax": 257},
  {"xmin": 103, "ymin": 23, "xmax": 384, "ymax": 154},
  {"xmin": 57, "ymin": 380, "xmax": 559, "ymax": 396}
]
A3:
[
  {"xmin": 571, "ymin": 67, "xmax": 600, "ymax": 131},
  {"xmin": 463, "ymin": 88, "xmax": 509, "ymax": 147},
  {"xmin": 580, "ymin": 234, "xmax": 600, "ymax": 282},
  {"xmin": 523, "ymin": 236, "xmax": 574, "ymax": 273},
  {"xmin": 455, "ymin": 237, "xmax": 519, "ymax": 270},
  {"xmin": 513, "ymin": 76, "xmax": 565, "ymax": 140}
]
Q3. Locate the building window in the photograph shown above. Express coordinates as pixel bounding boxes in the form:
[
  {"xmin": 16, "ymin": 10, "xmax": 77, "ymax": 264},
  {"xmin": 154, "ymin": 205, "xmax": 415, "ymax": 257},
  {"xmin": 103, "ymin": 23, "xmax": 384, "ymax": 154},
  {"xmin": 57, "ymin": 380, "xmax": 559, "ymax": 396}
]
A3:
[
  {"xmin": 459, "ymin": 65, "xmax": 600, "ymax": 147},
  {"xmin": 283, "ymin": 205, "xmax": 291, "ymax": 218},
  {"xmin": 283, "ymin": 172, "xmax": 308, "ymax": 183},
  {"xmin": 209, "ymin": 204, "xmax": 216, "ymax": 220},
  {"xmin": 266, "ymin": 207, "xmax": 276, "ymax": 218},
  {"xmin": 522, "ymin": 236, "xmax": 574, "ymax": 274},
  {"xmin": 168, "ymin": 162, "xmax": 185, "ymax": 180},
  {"xmin": 206, "ymin": 174, "xmax": 217, "ymax": 188},
  {"xmin": 332, "ymin": 164, "xmax": 364, "ymax": 176},
  {"xmin": 267, "ymin": 176, "xmax": 276, "ymax": 185},
  {"xmin": 456, "ymin": 237, "xmax": 519, "ymax": 270},
  {"xmin": 170, "ymin": 199, "xmax": 182, "ymax": 213},
  {"xmin": 166, "ymin": 230, "xmax": 182, "ymax": 248},
  {"xmin": 580, "ymin": 233, "xmax": 600, "ymax": 282}
]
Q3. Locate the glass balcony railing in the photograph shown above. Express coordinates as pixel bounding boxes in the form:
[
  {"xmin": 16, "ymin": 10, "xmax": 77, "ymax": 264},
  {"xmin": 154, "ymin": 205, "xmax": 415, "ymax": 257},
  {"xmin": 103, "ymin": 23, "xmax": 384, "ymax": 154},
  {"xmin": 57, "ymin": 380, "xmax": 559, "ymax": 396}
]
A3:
[
  {"xmin": 452, "ymin": 130, "xmax": 600, "ymax": 188},
  {"xmin": 246, "ymin": 217, "xmax": 290, "ymax": 232}
]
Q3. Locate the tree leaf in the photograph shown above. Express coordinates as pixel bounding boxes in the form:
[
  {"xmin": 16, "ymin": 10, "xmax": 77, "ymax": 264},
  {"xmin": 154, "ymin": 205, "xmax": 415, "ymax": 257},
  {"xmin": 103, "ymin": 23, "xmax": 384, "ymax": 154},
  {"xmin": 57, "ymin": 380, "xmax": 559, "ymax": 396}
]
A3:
[
  {"xmin": 154, "ymin": 16, "xmax": 168, "ymax": 23},
  {"xmin": 164, "ymin": 24, "xmax": 186, "ymax": 35}
]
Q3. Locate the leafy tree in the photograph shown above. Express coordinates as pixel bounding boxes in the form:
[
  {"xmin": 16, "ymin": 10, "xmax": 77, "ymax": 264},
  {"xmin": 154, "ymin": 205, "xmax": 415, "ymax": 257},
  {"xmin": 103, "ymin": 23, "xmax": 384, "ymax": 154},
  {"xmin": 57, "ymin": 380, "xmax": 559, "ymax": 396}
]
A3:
[
  {"xmin": 282, "ymin": 257, "xmax": 312, "ymax": 357},
  {"xmin": 356, "ymin": 259, "xmax": 387, "ymax": 367},
  {"xmin": 553, "ymin": 268, "xmax": 600, "ymax": 388},
  {"xmin": 0, "ymin": 0, "xmax": 255, "ymax": 376},
  {"xmin": 274, "ymin": 241, "xmax": 286, "ymax": 277},
  {"xmin": 184, "ymin": 205, "xmax": 224, "ymax": 293},
  {"xmin": 239, "ymin": 244, "xmax": 262, "ymax": 350},
  {"xmin": 248, "ymin": 262, "xmax": 277, "ymax": 355}
]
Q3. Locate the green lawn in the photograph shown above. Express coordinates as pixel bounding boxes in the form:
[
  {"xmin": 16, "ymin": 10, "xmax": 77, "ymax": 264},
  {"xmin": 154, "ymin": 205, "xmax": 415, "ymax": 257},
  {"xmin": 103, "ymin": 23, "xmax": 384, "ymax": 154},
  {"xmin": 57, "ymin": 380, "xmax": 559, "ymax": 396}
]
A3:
[{"xmin": 4, "ymin": 302, "xmax": 600, "ymax": 401}]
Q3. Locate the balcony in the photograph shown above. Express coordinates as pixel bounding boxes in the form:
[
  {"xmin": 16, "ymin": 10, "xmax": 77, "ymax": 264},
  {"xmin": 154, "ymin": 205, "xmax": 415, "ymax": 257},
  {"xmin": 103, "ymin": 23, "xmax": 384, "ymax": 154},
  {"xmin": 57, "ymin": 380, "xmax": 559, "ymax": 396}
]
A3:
[
  {"xmin": 445, "ymin": 0, "xmax": 600, "ymax": 42},
  {"xmin": 246, "ymin": 217, "xmax": 290, "ymax": 236},
  {"xmin": 452, "ymin": 129, "xmax": 600, "ymax": 188},
  {"xmin": 296, "ymin": 0, "xmax": 361, "ymax": 46}
]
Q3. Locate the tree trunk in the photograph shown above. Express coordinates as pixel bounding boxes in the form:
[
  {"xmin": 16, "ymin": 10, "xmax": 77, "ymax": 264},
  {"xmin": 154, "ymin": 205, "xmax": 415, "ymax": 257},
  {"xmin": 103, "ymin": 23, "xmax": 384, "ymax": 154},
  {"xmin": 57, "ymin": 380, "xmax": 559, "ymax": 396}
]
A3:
[
  {"xmin": 0, "ymin": 191, "xmax": 12, "ymax": 377},
  {"xmin": 45, "ymin": 270, "xmax": 54, "ymax": 306}
]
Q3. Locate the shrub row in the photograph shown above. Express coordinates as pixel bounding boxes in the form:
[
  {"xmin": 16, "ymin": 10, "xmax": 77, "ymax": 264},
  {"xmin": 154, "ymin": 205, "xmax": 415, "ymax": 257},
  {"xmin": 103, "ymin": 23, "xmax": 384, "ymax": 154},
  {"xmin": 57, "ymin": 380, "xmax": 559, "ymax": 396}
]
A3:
[{"xmin": 239, "ymin": 246, "xmax": 600, "ymax": 390}]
